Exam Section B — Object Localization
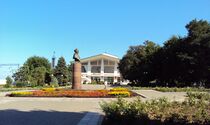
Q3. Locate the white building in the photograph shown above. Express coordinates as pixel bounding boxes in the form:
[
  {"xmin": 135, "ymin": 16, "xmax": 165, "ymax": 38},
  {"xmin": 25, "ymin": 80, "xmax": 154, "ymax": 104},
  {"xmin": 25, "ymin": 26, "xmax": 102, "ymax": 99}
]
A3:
[{"xmin": 80, "ymin": 53, "xmax": 121, "ymax": 83}]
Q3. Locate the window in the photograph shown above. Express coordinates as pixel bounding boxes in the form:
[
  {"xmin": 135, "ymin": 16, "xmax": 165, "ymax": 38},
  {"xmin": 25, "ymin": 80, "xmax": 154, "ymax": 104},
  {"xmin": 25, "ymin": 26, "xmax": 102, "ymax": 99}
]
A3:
[
  {"xmin": 104, "ymin": 66, "xmax": 114, "ymax": 73},
  {"xmin": 104, "ymin": 60, "xmax": 108, "ymax": 65},
  {"xmin": 104, "ymin": 59, "xmax": 115, "ymax": 66},
  {"xmin": 82, "ymin": 62, "xmax": 88, "ymax": 65},
  {"xmin": 104, "ymin": 77, "xmax": 114, "ymax": 83},
  {"xmin": 82, "ymin": 62, "xmax": 88, "ymax": 73},
  {"xmin": 109, "ymin": 61, "xmax": 115, "ymax": 65},
  {"xmin": 82, "ymin": 66, "xmax": 87, "ymax": 73},
  {"xmin": 91, "ymin": 66, "xmax": 101, "ymax": 73},
  {"xmin": 91, "ymin": 61, "xmax": 97, "ymax": 65}
]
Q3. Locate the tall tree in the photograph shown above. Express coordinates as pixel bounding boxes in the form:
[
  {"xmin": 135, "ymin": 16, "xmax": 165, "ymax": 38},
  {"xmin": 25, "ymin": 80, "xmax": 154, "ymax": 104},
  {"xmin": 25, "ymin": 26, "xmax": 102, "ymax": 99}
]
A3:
[
  {"xmin": 13, "ymin": 56, "xmax": 51, "ymax": 86},
  {"xmin": 119, "ymin": 41, "xmax": 160, "ymax": 86},
  {"xmin": 31, "ymin": 67, "xmax": 47, "ymax": 86},
  {"xmin": 54, "ymin": 57, "xmax": 68, "ymax": 85}
]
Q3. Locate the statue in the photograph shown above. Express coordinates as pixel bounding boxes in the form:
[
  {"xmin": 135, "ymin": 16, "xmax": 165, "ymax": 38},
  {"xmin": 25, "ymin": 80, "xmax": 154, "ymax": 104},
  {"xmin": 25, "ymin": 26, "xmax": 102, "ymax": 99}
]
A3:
[
  {"xmin": 72, "ymin": 48, "xmax": 82, "ymax": 89},
  {"xmin": 73, "ymin": 48, "xmax": 80, "ymax": 62}
]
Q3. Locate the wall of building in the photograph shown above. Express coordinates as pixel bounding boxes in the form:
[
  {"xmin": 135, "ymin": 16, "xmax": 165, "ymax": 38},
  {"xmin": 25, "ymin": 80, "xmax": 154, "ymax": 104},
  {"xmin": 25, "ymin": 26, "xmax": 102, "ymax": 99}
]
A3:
[{"xmin": 81, "ymin": 55, "xmax": 121, "ymax": 84}]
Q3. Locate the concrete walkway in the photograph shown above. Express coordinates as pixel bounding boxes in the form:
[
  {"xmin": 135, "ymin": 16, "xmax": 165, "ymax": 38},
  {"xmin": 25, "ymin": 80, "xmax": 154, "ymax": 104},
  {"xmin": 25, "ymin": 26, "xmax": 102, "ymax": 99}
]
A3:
[
  {"xmin": 0, "ymin": 97, "xmax": 105, "ymax": 125},
  {"xmin": 0, "ymin": 85, "xmax": 188, "ymax": 125},
  {"xmin": 133, "ymin": 90, "xmax": 187, "ymax": 101}
]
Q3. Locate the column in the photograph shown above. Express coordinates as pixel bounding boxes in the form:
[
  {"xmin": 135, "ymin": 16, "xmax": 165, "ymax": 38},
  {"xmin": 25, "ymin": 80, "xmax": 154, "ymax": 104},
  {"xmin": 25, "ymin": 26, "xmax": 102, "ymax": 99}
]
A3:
[
  {"xmin": 114, "ymin": 61, "xmax": 118, "ymax": 83},
  {"xmin": 87, "ymin": 61, "xmax": 91, "ymax": 75},
  {"xmin": 87, "ymin": 61, "xmax": 91, "ymax": 83},
  {"xmin": 114, "ymin": 61, "xmax": 118, "ymax": 75},
  {"xmin": 100, "ymin": 59, "xmax": 104, "ymax": 82}
]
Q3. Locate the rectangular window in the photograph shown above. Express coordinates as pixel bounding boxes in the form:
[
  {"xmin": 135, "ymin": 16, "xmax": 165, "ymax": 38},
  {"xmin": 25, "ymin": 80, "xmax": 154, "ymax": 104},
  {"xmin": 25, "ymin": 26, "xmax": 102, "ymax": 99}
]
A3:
[
  {"xmin": 91, "ymin": 61, "xmax": 97, "ymax": 65},
  {"xmin": 104, "ymin": 66, "xmax": 114, "ymax": 73},
  {"xmin": 104, "ymin": 77, "xmax": 114, "ymax": 83},
  {"xmin": 109, "ymin": 61, "xmax": 115, "ymax": 65},
  {"xmin": 91, "ymin": 66, "xmax": 101, "ymax": 73},
  {"xmin": 104, "ymin": 60, "xmax": 108, "ymax": 65},
  {"xmin": 81, "ymin": 66, "xmax": 87, "ymax": 73},
  {"xmin": 82, "ymin": 62, "xmax": 88, "ymax": 65}
]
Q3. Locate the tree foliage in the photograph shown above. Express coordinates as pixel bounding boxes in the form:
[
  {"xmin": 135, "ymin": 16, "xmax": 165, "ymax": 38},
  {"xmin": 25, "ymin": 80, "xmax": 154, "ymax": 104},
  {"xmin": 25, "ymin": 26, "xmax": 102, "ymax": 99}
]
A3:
[
  {"xmin": 54, "ymin": 57, "xmax": 69, "ymax": 85},
  {"xmin": 13, "ymin": 56, "xmax": 51, "ymax": 86},
  {"xmin": 119, "ymin": 19, "xmax": 210, "ymax": 87},
  {"xmin": 4, "ymin": 76, "xmax": 13, "ymax": 88}
]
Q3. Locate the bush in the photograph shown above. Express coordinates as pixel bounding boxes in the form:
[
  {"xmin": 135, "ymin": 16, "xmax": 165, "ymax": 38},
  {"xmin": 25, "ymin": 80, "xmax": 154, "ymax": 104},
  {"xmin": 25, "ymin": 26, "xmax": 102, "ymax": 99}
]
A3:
[
  {"xmin": 186, "ymin": 92, "xmax": 210, "ymax": 101},
  {"xmin": 4, "ymin": 76, "xmax": 13, "ymax": 88},
  {"xmin": 42, "ymin": 88, "xmax": 56, "ymax": 92},
  {"xmin": 110, "ymin": 87, "xmax": 129, "ymax": 91},
  {"xmin": 130, "ymin": 87, "xmax": 210, "ymax": 92},
  {"xmin": 50, "ymin": 76, "xmax": 59, "ymax": 87},
  {"xmin": 10, "ymin": 91, "xmax": 33, "ymax": 96},
  {"xmin": 100, "ymin": 96, "xmax": 210, "ymax": 125},
  {"xmin": 15, "ymin": 82, "xmax": 29, "ymax": 87},
  {"xmin": 108, "ymin": 91, "xmax": 130, "ymax": 97}
]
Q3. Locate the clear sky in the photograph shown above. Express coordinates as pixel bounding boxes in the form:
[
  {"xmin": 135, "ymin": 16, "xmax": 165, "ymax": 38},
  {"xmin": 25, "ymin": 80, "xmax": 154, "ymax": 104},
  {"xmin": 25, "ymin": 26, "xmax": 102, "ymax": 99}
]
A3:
[{"xmin": 0, "ymin": 0, "xmax": 210, "ymax": 66}]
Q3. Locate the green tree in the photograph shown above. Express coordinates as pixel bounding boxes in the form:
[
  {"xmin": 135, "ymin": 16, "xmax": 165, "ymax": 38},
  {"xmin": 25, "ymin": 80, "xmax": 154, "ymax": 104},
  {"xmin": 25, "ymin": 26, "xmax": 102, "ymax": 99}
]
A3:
[
  {"xmin": 13, "ymin": 56, "xmax": 51, "ymax": 87},
  {"xmin": 54, "ymin": 57, "xmax": 68, "ymax": 85},
  {"xmin": 50, "ymin": 75, "xmax": 59, "ymax": 87},
  {"xmin": 119, "ymin": 41, "xmax": 160, "ymax": 85},
  {"xmin": 120, "ymin": 19, "xmax": 210, "ymax": 88},
  {"xmin": 13, "ymin": 65, "xmax": 30, "ymax": 82},
  {"xmin": 31, "ymin": 67, "xmax": 46, "ymax": 86},
  {"xmin": 4, "ymin": 76, "xmax": 13, "ymax": 88},
  {"xmin": 152, "ymin": 19, "xmax": 210, "ymax": 87},
  {"xmin": 25, "ymin": 56, "xmax": 51, "ymax": 72}
]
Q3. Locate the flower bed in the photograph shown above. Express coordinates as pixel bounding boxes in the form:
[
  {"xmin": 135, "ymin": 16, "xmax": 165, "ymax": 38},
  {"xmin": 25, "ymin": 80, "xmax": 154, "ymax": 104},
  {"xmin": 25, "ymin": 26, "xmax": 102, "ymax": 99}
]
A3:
[{"xmin": 7, "ymin": 87, "xmax": 136, "ymax": 98}]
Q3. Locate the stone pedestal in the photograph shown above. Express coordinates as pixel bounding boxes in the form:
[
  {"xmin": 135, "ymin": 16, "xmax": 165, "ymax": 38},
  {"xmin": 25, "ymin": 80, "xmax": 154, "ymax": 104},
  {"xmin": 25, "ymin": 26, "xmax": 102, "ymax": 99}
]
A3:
[{"xmin": 72, "ymin": 62, "xmax": 82, "ymax": 89}]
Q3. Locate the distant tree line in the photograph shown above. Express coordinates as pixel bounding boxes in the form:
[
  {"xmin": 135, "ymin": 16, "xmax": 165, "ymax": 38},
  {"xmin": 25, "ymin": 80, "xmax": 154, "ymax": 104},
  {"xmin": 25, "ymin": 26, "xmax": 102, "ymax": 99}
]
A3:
[
  {"xmin": 12, "ymin": 56, "xmax": 72, "ymax": 87},
  {"xmin": 119, "ymin": 19, "xmax": 210, "ymax": 88}
]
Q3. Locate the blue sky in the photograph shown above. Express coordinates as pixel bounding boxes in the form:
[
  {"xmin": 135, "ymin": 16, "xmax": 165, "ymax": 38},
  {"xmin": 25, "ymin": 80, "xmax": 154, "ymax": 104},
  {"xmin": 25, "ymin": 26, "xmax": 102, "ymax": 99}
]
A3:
[{"xmin": 0, "ymin": 0, "xmax": 210, "ymax": 66}]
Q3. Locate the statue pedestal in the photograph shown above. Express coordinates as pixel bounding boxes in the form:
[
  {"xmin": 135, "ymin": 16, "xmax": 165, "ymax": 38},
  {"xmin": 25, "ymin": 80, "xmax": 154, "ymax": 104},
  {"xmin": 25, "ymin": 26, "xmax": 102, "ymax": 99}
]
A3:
[{"xmin": 72, "ymin": 62, "xmax": 81, "ymax": 89}]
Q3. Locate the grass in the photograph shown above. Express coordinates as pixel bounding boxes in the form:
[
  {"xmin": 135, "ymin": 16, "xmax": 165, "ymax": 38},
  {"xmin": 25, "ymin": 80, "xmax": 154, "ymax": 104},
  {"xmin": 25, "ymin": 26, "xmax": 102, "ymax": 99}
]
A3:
[{"xmin": 128, "ymin": 86, "xmax": 210, "ymax": 92}]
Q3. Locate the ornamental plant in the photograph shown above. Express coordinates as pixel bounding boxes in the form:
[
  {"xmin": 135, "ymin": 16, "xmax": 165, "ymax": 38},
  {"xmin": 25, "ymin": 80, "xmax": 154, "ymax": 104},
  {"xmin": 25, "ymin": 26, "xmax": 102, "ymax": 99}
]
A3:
[
  {"xmin": 100, "ymin": 96, "xmax": 210, "ymax": 125},
  {"xmin": 7, "ymin": 87, "xmax": 135, "ymax": 98},
  {"xmin": 42, "ymin": 88, "xmax": 56, "ymax": 92},
  {"xmin": 10, "ymin": 91, "xmax": 33, "ymax": 96}
]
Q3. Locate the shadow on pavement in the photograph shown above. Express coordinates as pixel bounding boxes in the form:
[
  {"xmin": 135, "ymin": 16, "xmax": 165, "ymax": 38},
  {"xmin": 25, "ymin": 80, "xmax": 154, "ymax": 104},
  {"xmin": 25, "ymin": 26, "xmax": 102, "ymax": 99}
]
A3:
[{"xmin": 0, "ymin": 109, "xmax": 87, "ymax": 125}]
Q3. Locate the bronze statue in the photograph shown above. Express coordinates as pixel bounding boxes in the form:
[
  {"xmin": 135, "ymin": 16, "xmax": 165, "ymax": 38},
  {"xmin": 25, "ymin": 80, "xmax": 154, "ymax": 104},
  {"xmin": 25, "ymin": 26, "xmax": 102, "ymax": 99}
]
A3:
[{"xmin": 73, "ymin": 48, "xmax": 80, "ymax": 62}]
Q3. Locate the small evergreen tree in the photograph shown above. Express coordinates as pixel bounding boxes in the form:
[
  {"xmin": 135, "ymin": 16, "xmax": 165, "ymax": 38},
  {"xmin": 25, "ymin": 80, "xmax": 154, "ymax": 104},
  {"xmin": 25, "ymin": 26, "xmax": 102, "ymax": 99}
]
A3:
[
  {"xmin": 50, "ymin": 75, "xmax": 59, "ymax": 87},
  {"xmin": 4, "ymin": 76, "xmax": 13, "ymax": 88},
  {"xmin": 54, "ymin": 57, "xmax": 68, "ymax": 85}
]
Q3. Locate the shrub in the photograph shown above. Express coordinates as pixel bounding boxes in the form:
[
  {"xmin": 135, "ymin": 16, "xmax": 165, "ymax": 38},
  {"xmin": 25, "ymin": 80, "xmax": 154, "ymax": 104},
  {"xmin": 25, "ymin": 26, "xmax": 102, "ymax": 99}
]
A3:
[
  {"xmin": 15, "ymin": 82, "xmax": 29, "ymax": 87},
  {"xmin": 50, "ymin": 76, "xmax": 59, "ymax": 87},
  {"xmin": 100, "ymin": 97, "xmax": 210, "ymax": 125},
  {"xmin": 41, "ymin": 88, "xmax": 56, "ymax": 92},
  {"xmin": 186, "ymin": 92, "xmax": 210, "ymax": 101},
  {"xmin": 154, "ymin": 87, "xmax": 210, "ymax": 92},
  {"xmin": 10, "ymin": 91, "xmax": 33, "ymax": 96},
  {"xmin": 108, "ymin": 91, "xmax": 130, "ymax": 97},
  {"xmin": 100, "ymin": 98, "xmax": 128, "ymax": 121},
  {"xmin": 110, "ymin": 87, "xmax": 128, "ymax": 91},
  {"xmin": 4, "ymin": 76, "xmax": 13, "ymax": 88}
]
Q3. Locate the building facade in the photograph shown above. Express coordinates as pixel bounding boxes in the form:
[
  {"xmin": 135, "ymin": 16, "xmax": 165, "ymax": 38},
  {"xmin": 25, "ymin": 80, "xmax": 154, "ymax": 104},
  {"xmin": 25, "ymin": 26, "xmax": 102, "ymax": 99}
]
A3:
[{"xmin": 80, "ymin": 53, "xmax": 121, "ymax": 83}]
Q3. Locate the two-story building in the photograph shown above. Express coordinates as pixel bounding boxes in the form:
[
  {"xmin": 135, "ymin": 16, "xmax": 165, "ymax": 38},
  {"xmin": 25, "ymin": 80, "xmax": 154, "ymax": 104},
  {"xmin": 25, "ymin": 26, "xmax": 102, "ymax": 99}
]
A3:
[{"xmin": 80, "ymin": 53, "xmax": 121, "ymax": 83}]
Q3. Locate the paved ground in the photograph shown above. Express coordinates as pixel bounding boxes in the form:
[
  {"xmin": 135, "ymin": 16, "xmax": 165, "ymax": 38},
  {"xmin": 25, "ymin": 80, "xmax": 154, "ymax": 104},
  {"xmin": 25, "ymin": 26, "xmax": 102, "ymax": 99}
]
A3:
[
  {"xmin": 0, "ymin": 97, "xmax": 106, "ymax": 125},
  {"xmin": 0, "ymin": 85, "xmax": 188, "ymax": 125},
  {"xmin": 133, "ymin": 90, "xmax": 187, "ymax": 101}
]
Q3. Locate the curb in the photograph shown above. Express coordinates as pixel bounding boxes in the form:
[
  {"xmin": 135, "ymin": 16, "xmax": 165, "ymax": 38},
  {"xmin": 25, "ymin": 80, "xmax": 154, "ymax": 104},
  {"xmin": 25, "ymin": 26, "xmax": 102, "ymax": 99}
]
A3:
[{"xmin": 77, "ymin": 112, "xmax": 102, "ymax": 125}]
